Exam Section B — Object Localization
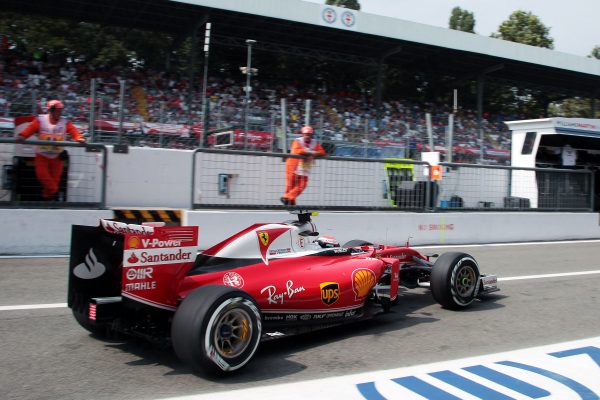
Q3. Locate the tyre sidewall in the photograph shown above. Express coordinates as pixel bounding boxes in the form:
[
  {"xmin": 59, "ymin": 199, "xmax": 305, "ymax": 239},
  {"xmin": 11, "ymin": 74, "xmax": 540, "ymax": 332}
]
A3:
[
  {"xmin": 431, "ymin": 252, "xmax": 480, "ymax": 309},
  {"xmin": 171, "ymin": 285, "xmax": 262, "ymax": 374}
]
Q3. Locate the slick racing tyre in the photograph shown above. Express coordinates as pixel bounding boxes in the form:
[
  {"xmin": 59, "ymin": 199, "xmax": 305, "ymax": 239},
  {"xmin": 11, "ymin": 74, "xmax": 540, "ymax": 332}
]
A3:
[
  {"xmin": 171, "ymin": 285, "xmax": 262, "ymax": 375},
  {"xmin": 431, "ymin": 252, "xmax": 480, "ymax": 310}
]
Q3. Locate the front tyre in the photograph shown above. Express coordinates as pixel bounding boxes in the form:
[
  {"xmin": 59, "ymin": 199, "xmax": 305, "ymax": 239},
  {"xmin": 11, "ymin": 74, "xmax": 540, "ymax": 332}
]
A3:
[
  {"xmin": 431, "ymin": 252, "xmax": 480, "ymax": 309},
  {"xmin": 171, "ymin": 285, "xmax": 262, "ymax": 375}
]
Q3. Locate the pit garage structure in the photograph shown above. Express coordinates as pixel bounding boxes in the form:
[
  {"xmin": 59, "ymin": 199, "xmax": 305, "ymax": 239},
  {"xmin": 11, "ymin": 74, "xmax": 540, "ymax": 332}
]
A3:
[{"xmin": 507, "ymin": 118, "xmax": 600, "ymax": 210}]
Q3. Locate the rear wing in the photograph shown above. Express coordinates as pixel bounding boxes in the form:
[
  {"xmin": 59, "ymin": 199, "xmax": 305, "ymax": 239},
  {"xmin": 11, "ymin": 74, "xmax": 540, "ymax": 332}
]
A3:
[{"xmin": 69, "ymin": 220, "xmax": 199, "ymax": 311}]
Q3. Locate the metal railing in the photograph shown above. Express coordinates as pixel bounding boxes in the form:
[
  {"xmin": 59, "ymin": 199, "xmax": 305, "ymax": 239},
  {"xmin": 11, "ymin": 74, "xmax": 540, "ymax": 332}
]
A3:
[
  {"xmin": 190, "ymin": 149, "xmax": 593, "ymax": 211},
  {"xmin": 0, "ymin": 140, "xmax": 593, "ymax": 212},
  {"xmin": 437, "ymin": 162, "xmax": 594, "ymax": 212}
]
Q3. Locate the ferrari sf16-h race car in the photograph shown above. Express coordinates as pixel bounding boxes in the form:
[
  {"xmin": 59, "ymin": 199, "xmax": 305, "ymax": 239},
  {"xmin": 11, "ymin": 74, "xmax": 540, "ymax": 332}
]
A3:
[{"xmin": 68, "ymin": 211, "xmax": 498, "ymax": 375}]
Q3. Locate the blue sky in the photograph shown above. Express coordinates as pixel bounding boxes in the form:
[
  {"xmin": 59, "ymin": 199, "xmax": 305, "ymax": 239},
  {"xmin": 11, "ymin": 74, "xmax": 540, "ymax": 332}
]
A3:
[{"xmin": 305, "ymin": 0, "xmax": 600, "ymax": 57}]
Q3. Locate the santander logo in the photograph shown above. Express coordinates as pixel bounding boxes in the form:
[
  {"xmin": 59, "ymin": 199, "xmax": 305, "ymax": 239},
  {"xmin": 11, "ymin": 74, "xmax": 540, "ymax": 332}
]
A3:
[{"xmin": 73, "ymin": 248, "xmax": 106, "ymax": 279}]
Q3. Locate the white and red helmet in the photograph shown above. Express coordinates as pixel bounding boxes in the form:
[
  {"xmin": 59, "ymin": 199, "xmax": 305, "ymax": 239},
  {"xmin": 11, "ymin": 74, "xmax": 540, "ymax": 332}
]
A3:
[{"xmin": 316, "ymin": 236, "xmax": 340, "ymax": 248}]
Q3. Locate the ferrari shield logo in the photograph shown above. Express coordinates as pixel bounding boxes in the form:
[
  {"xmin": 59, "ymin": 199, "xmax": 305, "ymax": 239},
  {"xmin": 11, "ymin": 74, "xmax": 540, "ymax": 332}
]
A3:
[
  {"xmin": 255, "ymin": 228, "xmax": 290, "ymax": 265},
  {"xmin": 258, "ymin": 231, "xmax": 269, "ymax": 246}
]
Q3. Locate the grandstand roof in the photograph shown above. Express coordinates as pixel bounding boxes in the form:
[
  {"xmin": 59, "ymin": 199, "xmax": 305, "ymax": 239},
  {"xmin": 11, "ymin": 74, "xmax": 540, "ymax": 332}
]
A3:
[{"xmin": 4, "ymin": 0, "xmax": 600, "ymax": 97}]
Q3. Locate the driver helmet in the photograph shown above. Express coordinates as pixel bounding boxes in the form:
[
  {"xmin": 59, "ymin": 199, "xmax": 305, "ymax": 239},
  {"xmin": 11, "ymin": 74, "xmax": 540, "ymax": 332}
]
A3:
[{"xmin": 316, "ymin": 236, "xmax": 340, "ymax": 248}]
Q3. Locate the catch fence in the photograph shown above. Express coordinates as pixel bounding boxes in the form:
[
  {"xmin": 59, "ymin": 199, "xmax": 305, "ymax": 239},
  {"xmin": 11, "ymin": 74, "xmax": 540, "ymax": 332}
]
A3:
[{"xmin": 0, "ymin": 139, "xmax": 107, "ymax": 208}]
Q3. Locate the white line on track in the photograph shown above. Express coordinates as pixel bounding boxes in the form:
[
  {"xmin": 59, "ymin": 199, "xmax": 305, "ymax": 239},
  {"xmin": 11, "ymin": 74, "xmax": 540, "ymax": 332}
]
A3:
[
  {"xmin": 2, "ymin": 269, "xmax": 600, "ymax": 311},
  {"xmin": 499, "ymin": 270, "xmax": 600, "ymax": 281},
  {"xmin": 0, "ymin": 303, "xmax": 67, "ymax": 311},
  {"xmin": 414, "ymin": 238, "xmax": 600, "ymax": 249},
  {"xmin": 0, "ymin": 255, "xmax": 68, "ymax": 259}
]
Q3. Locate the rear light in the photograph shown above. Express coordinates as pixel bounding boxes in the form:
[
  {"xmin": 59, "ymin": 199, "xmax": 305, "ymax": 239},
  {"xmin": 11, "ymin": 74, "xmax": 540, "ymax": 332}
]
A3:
[{"xmin": 89, "ymin": 303, "xmax": 97, "ymax": 321}]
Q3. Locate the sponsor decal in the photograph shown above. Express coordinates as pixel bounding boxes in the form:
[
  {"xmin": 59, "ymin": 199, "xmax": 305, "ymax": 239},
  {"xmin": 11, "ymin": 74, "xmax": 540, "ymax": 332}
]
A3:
[
  {"xmin": 260, "ymin": 280, "xmax": 306, "ymax": 305},
  {"xmin": 258, "ymin": 231, "xmax": 269, "ymax": 247},
  {"xmin": 140, "ymin": 238, "xmax": 182, "ymax": 248},
  {"xmin": 73, "ymin": 248, "xmax": 106, "ymax": 279},
  {"xmin": 264, "ymin": 314, "xmax": 284, "ymax": 321},
  {"xmin": 255, "ymin": 227, "xmax": 290, "ymax": 265},
  {"xmin": 297, "ymin": 236, "xmax": 305, "ymax": 248},
  {"xmin": 269, "ymin": 248, "xmax": 291, "ymax": 256},
  {"xmin": 126, "ymin": 267, "xmax": 153, "ymax": 280},
  {"xmin": 320, "ymin": 282, "xmax": 340, "ymax": 305},
  {"xmin": 101, "ymin": 219, "xmax": 154, "ymax": 235},
  {"xmin": 352, "ymin": 268, "xmax": 376, "ymax": 300},
  {"xmin": 344, "ymin": 309, "xmax": 358, "ymax": 317},
  {"xmin": 124, "ymin": 248, "xmax": 193, "ymax": 266},
  {"xmin": 124, "ymin": 281, "xmax": 157, "ymax": 291},
  {"xmin": 388, "ymin": 253, "xmax": 407, "ymax": 260},
  {"xmin": 127, "ymin": 252, "xmax": 139, "ymax": 264},
  {"xmin": 128, "ymin": 236, "xmax": 140, "ymax": 249},
  {"xmin": 223, "ymin": 272, "xmax": 244, "ymax": 288}
]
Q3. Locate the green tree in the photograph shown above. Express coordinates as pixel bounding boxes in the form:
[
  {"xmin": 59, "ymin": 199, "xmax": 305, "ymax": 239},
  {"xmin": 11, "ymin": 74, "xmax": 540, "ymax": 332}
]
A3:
[
  {"xmin": 448, "ymin": 7, "xmax": 475, "ymax": 33},
  {"xmin": 325, "ymin": 0, "xmax": 361, "ymax": 11},
  {"xmin": 590, "ymin": 46, "xmax": 600, "ymax": 59},
  {"xmin": 491, "ymin": 10, "xmax": 553, "ymax": 49},
  {"xmin": 0, "ymin": 12, "xmax": 176, "ymax": 70}
]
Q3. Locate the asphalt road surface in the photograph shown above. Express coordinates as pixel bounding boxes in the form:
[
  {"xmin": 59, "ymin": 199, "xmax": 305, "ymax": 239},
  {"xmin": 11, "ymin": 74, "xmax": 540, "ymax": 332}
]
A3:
[{"xmin": 1, "ymin": 240, "xmax": 599, "ymax": 400}]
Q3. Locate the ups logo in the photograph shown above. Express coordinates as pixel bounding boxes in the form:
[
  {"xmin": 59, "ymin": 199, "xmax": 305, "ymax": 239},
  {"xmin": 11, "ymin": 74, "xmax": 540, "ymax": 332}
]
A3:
[{"xmin": 320, "ymin": 282, "xmax": 340, "ymax": 305}]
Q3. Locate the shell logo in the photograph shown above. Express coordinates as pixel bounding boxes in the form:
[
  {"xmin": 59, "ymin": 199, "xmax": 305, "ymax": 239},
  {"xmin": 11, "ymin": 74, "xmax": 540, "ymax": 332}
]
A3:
[
  {"xmin": 352, "ymin": 268, "xmax": 376, "ymax": 300},
  {"xmin": 128, "ymin": 236, "xmax": 140, "ymax": 249}
]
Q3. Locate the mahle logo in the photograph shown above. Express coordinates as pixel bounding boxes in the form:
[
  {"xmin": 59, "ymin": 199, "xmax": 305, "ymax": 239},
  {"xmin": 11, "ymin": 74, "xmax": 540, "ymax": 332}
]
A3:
[
  {"xmin": 320, "ymin": 282, "xmax": 340, "ymax": 305},
  {"xmin": 73, "ymin": 248, "xmax": 106, "ymax": 279}
]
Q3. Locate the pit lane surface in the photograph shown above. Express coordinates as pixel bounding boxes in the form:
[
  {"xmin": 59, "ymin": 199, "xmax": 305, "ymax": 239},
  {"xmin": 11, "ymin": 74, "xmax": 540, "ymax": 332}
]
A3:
[{"xmin": 1, "ymin": 241, "xmax": 599, "ymax": 400}]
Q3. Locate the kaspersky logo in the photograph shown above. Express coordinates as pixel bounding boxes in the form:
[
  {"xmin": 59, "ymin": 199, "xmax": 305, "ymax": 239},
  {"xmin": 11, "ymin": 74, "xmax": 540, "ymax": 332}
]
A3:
[{"xmin": 73, "ymin": 248, "xmax": 106, "ymax": 279}]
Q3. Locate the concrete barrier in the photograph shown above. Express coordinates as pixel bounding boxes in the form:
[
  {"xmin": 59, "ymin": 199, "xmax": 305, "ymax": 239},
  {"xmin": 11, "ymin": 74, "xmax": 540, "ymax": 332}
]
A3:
[{"xmin": 2, "ymin": 209, "xmax": 599, "ymax": 255}]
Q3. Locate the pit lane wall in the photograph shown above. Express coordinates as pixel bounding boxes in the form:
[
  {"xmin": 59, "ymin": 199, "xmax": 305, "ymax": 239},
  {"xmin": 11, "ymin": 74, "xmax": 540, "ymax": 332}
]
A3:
[{"xmin": 1, "ymin": 209, "xmax": 599, "ymax": 255}]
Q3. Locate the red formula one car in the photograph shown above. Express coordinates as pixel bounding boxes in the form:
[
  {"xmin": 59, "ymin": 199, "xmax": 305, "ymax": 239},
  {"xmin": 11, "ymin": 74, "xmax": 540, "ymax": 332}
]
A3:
[{"xmin": 68, "ymin": 211, "xmax": 498, "ymax": 375}]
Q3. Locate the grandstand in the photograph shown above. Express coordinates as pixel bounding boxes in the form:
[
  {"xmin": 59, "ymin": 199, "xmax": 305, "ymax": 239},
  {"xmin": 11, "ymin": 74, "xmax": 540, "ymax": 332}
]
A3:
[{"xmin": 2, "ymin": 0, "xmax": 600, "ymax": 164}]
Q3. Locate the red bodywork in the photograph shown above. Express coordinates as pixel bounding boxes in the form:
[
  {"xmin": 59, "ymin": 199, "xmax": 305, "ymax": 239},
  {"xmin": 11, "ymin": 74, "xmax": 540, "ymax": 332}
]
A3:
[{"xmin": 112, "ymin": 216, "xmax": 432, "ymax": 323}]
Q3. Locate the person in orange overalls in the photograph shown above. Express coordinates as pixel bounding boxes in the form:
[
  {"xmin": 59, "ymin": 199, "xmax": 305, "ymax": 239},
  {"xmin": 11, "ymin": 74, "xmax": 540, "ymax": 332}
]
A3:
[
  {"xmin": 17, "ymin": 100, "xmax": 86, "ymax": 200},
  {"xmin": 281, "ymin": 125, "xmax": 325, "ymax": 206}
]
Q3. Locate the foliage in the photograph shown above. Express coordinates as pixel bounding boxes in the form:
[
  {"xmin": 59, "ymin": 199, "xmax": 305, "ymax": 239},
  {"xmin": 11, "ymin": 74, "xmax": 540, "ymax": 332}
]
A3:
[
  {"xmin": 325, "ymin": 0, "xmax": 361, "ymax": 11},
  {"xmin": 0, "ymin": 12, "xmax": 177, "ymax": 70},
  {"xmin": 448, "ymin": 7, "xmax": 475, "ymax": 33},
  {"xmin": 548, "ymin": 98, "xmax": 595, "ymax": 118},
  {"xmin": 590, "ymin": 46, "xmax": 600, "ymax": 60},
  {"xmin": 491, "ymin": 10, "xmax": 553, "ymax": 49}
]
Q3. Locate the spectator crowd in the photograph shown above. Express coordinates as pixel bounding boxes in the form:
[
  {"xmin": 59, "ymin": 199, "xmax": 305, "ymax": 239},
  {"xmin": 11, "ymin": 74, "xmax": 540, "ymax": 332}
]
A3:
[{"xmin": 0, "ymin": 55, "xmax": 514, "ymax": 162}]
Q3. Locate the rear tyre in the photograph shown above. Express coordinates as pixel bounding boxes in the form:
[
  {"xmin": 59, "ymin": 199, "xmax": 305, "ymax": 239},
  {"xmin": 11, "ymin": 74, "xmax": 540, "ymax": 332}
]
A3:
[
  {"xmin": 431, "ymin": 252, "xmax": 480, "ymax": 309},
  {"xmin": 171, "ymin": 285, "xmax": 262, "ymax": 375}
]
